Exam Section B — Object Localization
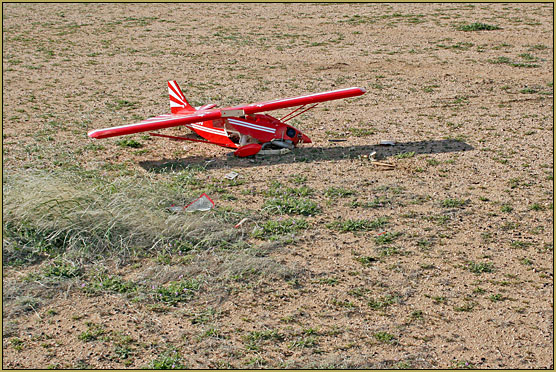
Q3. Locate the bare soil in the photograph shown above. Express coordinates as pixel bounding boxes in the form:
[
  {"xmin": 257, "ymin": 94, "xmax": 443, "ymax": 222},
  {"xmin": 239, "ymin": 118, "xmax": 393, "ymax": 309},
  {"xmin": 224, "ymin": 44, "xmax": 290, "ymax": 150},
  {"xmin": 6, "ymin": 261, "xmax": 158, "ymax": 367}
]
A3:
[{"xmin": 2, "ymin": 3, "xmax": 553, "ymax": 369}]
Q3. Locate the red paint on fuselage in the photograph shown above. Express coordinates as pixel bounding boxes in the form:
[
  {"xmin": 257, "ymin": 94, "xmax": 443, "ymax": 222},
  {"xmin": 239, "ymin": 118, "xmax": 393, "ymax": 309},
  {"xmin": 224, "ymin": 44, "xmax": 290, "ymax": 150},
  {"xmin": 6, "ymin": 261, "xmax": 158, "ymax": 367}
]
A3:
[
  {"xmin": 175, "ymin": 113, "xmax": 311, "ymax": 152},
  {"xmin": 226, "ymin": 114, "xmax": 311, "ymax": 145}
]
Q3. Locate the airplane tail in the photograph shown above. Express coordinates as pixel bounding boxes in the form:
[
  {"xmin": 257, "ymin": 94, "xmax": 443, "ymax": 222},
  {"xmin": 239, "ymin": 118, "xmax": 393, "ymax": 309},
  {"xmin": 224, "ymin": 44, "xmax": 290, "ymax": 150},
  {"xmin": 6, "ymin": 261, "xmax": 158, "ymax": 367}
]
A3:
[{"xmin": 168, "ymin": 80, "xmax": 195, "ymax": 114}]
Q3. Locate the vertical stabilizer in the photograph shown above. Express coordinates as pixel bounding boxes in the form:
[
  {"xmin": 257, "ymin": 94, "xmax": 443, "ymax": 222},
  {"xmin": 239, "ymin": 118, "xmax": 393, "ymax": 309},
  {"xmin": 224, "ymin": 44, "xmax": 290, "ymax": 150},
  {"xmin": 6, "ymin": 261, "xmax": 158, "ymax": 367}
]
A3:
[{"xmin": 168, "ymin": 80, "xmax": 195, "ymax": 114}]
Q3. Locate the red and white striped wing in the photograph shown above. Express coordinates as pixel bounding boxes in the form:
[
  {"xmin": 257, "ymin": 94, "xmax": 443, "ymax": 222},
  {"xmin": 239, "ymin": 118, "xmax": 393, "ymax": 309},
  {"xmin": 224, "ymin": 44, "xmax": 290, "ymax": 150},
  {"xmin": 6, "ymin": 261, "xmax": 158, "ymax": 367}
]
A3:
[
  {"xmin": 225, "ymin": 87, "xmax": 366, "ymax": 115},
  {"xmin": 88, "ymin": 110, "xmax": 222, "ymax": 139}
]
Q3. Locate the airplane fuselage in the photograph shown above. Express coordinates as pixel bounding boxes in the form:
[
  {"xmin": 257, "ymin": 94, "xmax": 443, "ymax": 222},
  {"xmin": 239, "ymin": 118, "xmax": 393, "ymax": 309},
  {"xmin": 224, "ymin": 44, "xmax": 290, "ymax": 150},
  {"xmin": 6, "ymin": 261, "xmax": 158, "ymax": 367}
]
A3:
[{"xmin": 185, "ymin": 113, "xmax": 311, "ymax": 151}]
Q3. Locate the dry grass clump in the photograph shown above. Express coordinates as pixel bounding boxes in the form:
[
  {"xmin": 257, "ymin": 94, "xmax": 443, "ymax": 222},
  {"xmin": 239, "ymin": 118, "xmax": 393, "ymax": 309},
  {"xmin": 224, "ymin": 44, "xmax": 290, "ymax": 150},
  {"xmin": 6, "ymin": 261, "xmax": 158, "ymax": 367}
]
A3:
[{"xmin": 2, "ymin": 170, "xmax": 233, "ymax": 266}]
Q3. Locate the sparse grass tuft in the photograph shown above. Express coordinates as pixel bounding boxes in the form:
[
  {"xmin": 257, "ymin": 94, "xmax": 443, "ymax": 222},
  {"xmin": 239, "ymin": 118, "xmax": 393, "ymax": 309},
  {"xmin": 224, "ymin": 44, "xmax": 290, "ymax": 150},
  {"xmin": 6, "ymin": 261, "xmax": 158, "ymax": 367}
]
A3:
[
  {"xmin": 488, "ymin": 56, "xmax": 539, "ymax": 68},
  {"xmin": 355, "ymin": 255, "xmax": 378, "ymax": 266},
  {"xmin": 373, "ymin": 331, "xmax": 396, "ymax": 343},
  {"xmin": 375, "ymin": 231, "xmax": 401, "ymax": 245},
  {"xmin": 252, "ymin": 218, "xmax": 308, "ymax": 240},
  {"xmin": 82, "ymin": 273, "xmax": 137, "ymax": 295},
  {"xmin": 466, "ymin": 261, "xmax": 494, "ymax": 274},
  {"xmin": 263, "ymin": 197, "xmax": 319, "ymax": 216},
  {"xmin": 324, "ymin": 186, "xmax": 356, "ymax": 198},
  {"xmin": 368, "ymin": 294, "xmax": 400, "ymax": 310},
  {"xmin": 155, "ymin": 279, "xmax": 200, "ymax": 305},
  {"xmin": 451, "ymin": 359, "xmax": 475, "ymax": 369},
  {"xmin": 500, "ymin": 204, "xmax": 513, "ymax": 213},
  {"xmin": 148, "ymin": 348, "xmax": 185, "ymax": 369},
  {"xmin": 441, "ymin": 198, "xmax": 467, "ymax": 208},
  {"xmin": 78, "ymin": 323, "xmax": 107, "ymax": 342},
  {"xmin": 117, "ymin": 139, "xmax": 142, "ymax": 148},
  {"xmin": 328, "ymin": 217, "xmax": 388, "ymax": 232},
  {"xmin": 394, "ymin": 152, "xmax": 416, "ymax": 159},
  {"xmin": 43, "ymin": 260, "xmax": 82, "ymax": 278},
  {"xmin": 264, "ymin": 181, "xmax": 314, "ymax": 198},
  {"xmin": 458, "ymin": 22, "xmax": 500, "ymax": 31}
]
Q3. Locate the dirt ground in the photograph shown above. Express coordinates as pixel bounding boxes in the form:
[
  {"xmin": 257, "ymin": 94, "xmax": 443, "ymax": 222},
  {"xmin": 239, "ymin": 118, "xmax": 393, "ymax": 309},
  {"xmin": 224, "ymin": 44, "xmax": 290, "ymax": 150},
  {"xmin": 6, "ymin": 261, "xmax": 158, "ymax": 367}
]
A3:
[{"xmin": 2, "ymin": 3, "xmax": 553, "ymax": 369}]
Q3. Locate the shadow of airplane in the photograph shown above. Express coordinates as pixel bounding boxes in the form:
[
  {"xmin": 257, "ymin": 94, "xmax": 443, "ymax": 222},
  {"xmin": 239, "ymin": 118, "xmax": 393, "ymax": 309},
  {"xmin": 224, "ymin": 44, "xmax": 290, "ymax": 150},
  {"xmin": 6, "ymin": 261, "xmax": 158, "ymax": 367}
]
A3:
[{"xmin": 139, "ymin": 139, "xmax": 473, "ymax": 173}]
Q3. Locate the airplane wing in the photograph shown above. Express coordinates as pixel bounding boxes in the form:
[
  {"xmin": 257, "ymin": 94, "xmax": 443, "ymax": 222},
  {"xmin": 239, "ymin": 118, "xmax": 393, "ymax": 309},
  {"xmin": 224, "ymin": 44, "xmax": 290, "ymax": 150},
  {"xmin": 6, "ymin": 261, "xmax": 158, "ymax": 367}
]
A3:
[
  {"xmin": 224, "ymin": 87, "xmax": 366, "ymax": 115},
  {"xmin": 88, "ymin": 110, "xmax": 222, "ymax": 139},
  {"xmin": 88, "ymin": 87, "xmax": 366, "ymax": 139}
]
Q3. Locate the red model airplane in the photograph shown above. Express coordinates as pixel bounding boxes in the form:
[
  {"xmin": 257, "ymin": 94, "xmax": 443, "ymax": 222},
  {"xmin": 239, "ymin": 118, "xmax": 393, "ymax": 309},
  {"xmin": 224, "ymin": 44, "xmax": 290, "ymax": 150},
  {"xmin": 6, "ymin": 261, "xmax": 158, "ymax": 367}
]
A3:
[{"xmin": 88, "ymin": 81, "xmax": 366, "ymax": 157}]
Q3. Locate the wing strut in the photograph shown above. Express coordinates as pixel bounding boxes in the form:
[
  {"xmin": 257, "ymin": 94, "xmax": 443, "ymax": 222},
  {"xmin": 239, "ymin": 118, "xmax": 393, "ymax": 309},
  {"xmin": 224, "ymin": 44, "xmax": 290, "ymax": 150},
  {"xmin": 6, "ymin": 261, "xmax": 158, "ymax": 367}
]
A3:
[
  {"xmin": 280, "ymin": 103, "xmax": 319, "ymax": 123},
  {"xmin": 148, "ymin": 133, "xmax": 237, "ymax": 148}
]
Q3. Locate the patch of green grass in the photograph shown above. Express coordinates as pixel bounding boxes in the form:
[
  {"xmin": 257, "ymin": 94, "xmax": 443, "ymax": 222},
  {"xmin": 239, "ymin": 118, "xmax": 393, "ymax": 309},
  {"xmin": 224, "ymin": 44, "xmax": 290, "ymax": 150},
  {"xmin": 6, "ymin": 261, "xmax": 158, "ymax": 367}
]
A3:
[
  {"xmin": 355, "ymin": 255, "xmax": 378, "ymax": 267},
  {"xmin": 347, "ymin": 287, "xmax": 369, "ymax": 297},
  {"xmin": 519, "ymin": 53, "xmax": 538, "ymax": 61},
  {"xmin": 368, "ymin": 294, "xmax": 400, "ymax": 310},
  {"xmin": 82, "ymin": 273, "xmax": 137, "ymax": 295},
  {"xmin": 190, "ymin": 307, "xmax": 218, "ymax": 324},
  {"xmin": 489, "ymin": 56, "xmax": 511, "ymax": 64},
  {"xmin": 351, "ymin": 197, "xmax": 392, "ymax": 209},
  {"xmin": 375, "ymin": 231, "xmax": 401, "ymax": 245},
  {"xmin": 423, "ymin": 85, "xmax": 439, "ymax": 93},
  {"xmin": 289, "ymin": 174, "xmax": 307, "ymax": 185},
  {"xmin": 394, "ymin": 151, "xmax": 416, "ymax": 159},
  {"xmin": 500, "ymin": 204, "xmax": 513, "ymax": 213},
  {"xmin": 264, "ymin": 181, "xmax": 314, "ymax": 198},
  {"xmin": 108, "ymin": 99, "xmax": 138, "ymax": 111},
  {"xmin": 263, "ymin": 197, "xmax": 319, "ymax": 216},
  {"xmin": 43, "ymin": 260, "xmax": 82, "ymax": 278},
  {"xmin": 489, "ymin": 293, "xmax": 505, "ymax": 302},
  {"xmin": 84, "ymin": 143, "xmax": 105, "ymax": 152},
  {"xmin": 508, "ymin": 178, "xmax": 521, "ymax": 188},
  {"xmin": 457, "ymin": 22, "xmax": 500, "ymax": 31},
  {"xmin": 510, "ymin": 240, "xmax": 531, "ymax": 249},
  {"xmin": 466, "ymin": 261, "xmax": 494, "ymax": 274},
  {"xmin": 441, "ymin": 198, "xmax": 467, "ymax": 208},
  {"xmin": 155, "ymin": 279, "xmax": 200, "ymax": 306},
  {"xmin": 394, "ymin": 361, "xmax": 413, "ymax": 369},
  {"xmin": 529, "ymin": 44, "xmax": 548, "ymax": 50},
  {"xmin": 10, "ymin": 338, "xmax": 24, "ymax": 351},
  {"xmin": 316, "ymin": 277, "xmax": 339, "ymax": 285},
  {"xmin": 417, "ymin": 239, "xmax": 433, "ymax": 250},
  {"xmin": 148, "ymin": 348, "xmax": 185, "ymax": 369},
  {"xmin": 348, "ymin": 127, "xmax": 375, "ymax": 137},
  {"xmin": 331, "ymin": 298, "xmax": 355, "ymax": 308},
  {"xmin": 78, "ymin": 322, "xmax": 107, "ymax": 342},
  {"xmin": 172, "ymin": 166, "xmax": 206, "ymax": 188},
  {"xmin": 252, "ymin": 218, "xmax": 308, "ymax": 240},
  {"xmin": 376, "ymin": 245, "xmax": 405, "ymax": 257},
  {"xmin": 431, "ymin": 296, "xmax": 447, "ymax": 304},
  {"xmin": 117, "ymin": 139, "xmax": 142, "ymax": 148},
  {"xmin": 487, "ymin": 56, "xmax": 539, "ymax": 68},
  {"xmin": 451, "ymin": 359, "xmax": 475, "ymax": 369},
  {"xmin": 373, "ymin": 331, "xmax": 396, "ymax": 343},
  {"xmin": 244, "ymin": 329, "xmax": 283, "ymax": 351},
  {"xmin": 289, "ymin": 335, "xmax": 318, "ymax": 349},
  {"xmin": 324, "ymin": 186, "xmax": 356, "ymax": 198},
  {"xmin": 200, "ymin": 327, "xmax": 225, "ymax": 340},
  {"xmin": 375, "ymin": 184, "xmax": 405, "ymax": 195},
  {"xmin": 529, "ymin": 203, "xmax": 545, "ymax": 211},
  {"xmin": 112, "ymin": 333, "xmax": 135, "ymax": 360},
  {"xmin": 327, "ymin": 217, "xmax": 388, "ymax": 232},
  {"xmin": 410, "ymin": 310, "xmax": 423, "ymax": 320}
]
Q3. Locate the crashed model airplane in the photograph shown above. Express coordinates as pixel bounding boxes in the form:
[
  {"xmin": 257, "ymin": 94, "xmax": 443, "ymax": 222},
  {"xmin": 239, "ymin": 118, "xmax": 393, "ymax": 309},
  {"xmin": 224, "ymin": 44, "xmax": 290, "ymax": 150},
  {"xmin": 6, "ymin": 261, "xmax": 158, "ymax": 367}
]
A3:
[{"xmin": 88, "ymin": 81, "xmax": 366, "ymax": 157}]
